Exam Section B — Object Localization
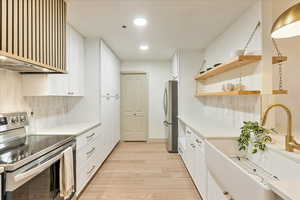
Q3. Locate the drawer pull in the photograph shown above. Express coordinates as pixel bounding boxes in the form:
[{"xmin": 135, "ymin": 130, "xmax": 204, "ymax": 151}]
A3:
[
  {"xmin": 196, "ymin": 139, "xmax": 202, "ymax": 144},
  {"xmin": 86, "ymin": 133, "xmax": 95, "ymax": 139},
  {"xmin": 87, "ymin": 165, "xmax": 96, "ymax": 175},
  {"xmin": 86, "ymin": 147, "xmax": 96, "ymax": 156}
]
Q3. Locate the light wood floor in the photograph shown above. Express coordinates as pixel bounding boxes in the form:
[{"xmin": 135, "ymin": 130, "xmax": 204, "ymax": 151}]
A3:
[{"xmin": 79, "ymin": 142, "xmax": 201, "ymax": 200}]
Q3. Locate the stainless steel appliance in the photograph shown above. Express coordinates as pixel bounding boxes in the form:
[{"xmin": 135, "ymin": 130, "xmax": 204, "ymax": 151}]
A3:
[
  {"xmin": 0, "ymin": 112, "xmax": 76, "ymax": 200},
  {"xmin": 163, "ymin": 80, "xmax": 178, "ymax": 153}
]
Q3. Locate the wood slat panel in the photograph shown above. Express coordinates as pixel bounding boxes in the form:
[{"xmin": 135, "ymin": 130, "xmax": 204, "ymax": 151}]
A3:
[
  {"xmin": 7, "ymin": 0, "xmax": 13, "ymax": 54},
  {"xmin": 0, "ymin": 0, "xmax": 6, "ymax": 51},
  {"xmin": 0, "ymin": 0, "xmax": 67, "ymax": 72}
]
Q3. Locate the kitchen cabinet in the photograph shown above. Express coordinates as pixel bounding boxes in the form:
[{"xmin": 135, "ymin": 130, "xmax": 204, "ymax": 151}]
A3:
[
  {"xmin": 67, "ymin": 25, "xmax": 85, "ymax": 96},
  {"xmin": 76, "ymin": 127, "xmax": 101, "ymax": 195},
  {"xmin": 76, "ymin": 125, "xmax": 119, "ymax": 196},
  {"xmin": 100, "ymin": 40, "xmax": 121, "ymax": 152},
  {"xmin": 179, "ymin": 126, "xmax": 207, "ymax": 200},
  {"xmin": 0, "ymin": 0, "xmax": 67, "ymax": 73},
  {"xmin": 74, "ymin": 40, "xmax": 121, "ymax": 196},
  {"xmin": 207, "ymin": 171, "xmax": 228, "ymax": 200},
  {"xmin": 194, "ymin": 135, "xmax": 207, "ymax": 199},
  {"xmin": 22, "ymin": 25, "xmax": 84, "ymax": 96}
]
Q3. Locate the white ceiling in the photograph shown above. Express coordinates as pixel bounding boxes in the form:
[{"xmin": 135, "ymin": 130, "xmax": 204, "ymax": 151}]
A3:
[{"xmin": 68, "ymin": 0, "xmax": 257, "ymax": 61}]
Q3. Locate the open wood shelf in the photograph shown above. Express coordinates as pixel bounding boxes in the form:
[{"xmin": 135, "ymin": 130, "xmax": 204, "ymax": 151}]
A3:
[
  {"xmin": 195, "ymin": 55, "xmax": 262, "ymax": 81},
  {"xmin": 195, "ymin": 90, "xmax": 288, "ymax": 97},
  {"xmin": 195, "ymin": 56, "xmax": 288, "ymax": 81},
  {"xmin": 272, "ymin": 56, "xmax": 288, "ymax": 64},
  {"xmin": 272, "ymin": 90, "xmax": 288, "ymax": 95},
  {"xmin": 195, "ymin": 90, "xmax": 261, "ymax": 97}
]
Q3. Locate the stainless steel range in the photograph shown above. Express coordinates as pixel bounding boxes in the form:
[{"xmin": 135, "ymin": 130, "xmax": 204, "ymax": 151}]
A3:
[{"xmin": 0, "ymin": 112, "xmax": 76, "ymax": 200}]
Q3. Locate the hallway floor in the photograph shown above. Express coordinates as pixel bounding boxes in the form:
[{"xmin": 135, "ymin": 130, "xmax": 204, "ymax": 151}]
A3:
[{"xmin": 79, "ymin": 142, "xmax": 201, "ymax": 200}]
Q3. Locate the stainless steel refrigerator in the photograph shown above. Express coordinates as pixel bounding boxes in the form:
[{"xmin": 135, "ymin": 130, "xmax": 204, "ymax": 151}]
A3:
[{"xmin": 163, "ymin": 80, "xmax": 178, "ymax": 153}]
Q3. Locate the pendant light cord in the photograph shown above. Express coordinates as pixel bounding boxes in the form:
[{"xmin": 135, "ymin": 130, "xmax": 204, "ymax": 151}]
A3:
[
  {"xmin": 243, "ymin": 21, "xmax": 261, "ymax": 54},
  {"xmin": 272, "ymin": 39, "xmax": 284, "ymax": 90}
]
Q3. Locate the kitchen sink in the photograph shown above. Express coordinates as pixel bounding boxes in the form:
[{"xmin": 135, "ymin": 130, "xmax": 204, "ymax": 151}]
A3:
[{"xmin": 204, "ymin": 138, "xmax": 300, "ymax": 200}]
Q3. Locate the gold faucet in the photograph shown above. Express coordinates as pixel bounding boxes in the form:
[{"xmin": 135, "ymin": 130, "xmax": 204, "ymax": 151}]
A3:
[{"xmin": 261, "ymin": 104, "xmax": 300, "ymax": 152}]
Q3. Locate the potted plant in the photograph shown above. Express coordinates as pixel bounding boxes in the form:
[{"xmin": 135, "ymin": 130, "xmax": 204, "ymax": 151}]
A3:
[{"xmin": 238, "ymin": 121, "xmax": 277, "ymax": 154}]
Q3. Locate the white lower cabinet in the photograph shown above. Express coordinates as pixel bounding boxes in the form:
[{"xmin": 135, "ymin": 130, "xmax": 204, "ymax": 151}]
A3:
[
  {"xmin": 207, "ymin": 172, "xmax": 228, "ymax": 200},
  {"xmin": 76, "ymin": 125, "xmax": 119, "ymax": 195},
  {"xmin": 180, "ymin": 127, "xmax": 207, "ymax": 200}
]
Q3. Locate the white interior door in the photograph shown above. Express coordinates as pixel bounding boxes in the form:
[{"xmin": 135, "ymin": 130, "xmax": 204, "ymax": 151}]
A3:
[{"xmin": 121, "ymin": 73, "xmax": 148, "ymax": 141}]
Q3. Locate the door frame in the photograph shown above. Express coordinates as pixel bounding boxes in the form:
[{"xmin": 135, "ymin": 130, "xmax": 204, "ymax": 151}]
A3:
[{"xmin": 120, "ymin": 71, "xmax": 149, "ymax": 141}]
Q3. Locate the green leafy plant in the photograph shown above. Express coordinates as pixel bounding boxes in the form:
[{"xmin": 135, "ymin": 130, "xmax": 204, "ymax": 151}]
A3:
[{"xmin": 238, "ymin": 121, "xmax": 277, "ymax": 154}]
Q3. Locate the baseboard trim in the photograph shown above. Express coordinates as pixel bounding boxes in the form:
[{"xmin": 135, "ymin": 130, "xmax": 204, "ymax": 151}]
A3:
[{"xmin": 147, "ymin": 138, "xmax": 166, "ymax": 143}]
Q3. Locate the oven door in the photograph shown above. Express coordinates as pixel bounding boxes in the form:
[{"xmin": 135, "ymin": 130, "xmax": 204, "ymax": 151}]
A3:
[{"xmin": 5, "ymin": 142, "xmax": 76, "ymax": 200}]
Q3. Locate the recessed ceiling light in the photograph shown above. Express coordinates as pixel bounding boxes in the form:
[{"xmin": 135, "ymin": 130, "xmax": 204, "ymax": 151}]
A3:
[
  {"xmin": 139, "ymin": 45, "xmax": 149, "ymax": 51},
  {"xmin": 134, "ymin": 18, "xmax": 147, "ymax": 26},
  {"xmin": 0, "ymin": 56, "xmax": 7, "ymax": 60}
]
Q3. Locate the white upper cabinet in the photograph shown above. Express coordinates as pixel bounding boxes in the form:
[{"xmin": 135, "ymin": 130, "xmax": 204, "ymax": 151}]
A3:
[
  {"xmin": 100, "ymin": 41, "xmax": 120, "ymax": 96},
  {"xmin": 22, "ymin": 25, "xmax": 85, "ymax": 96},
  {"xmin": 67, "ymin": 25, "xmax": 85, "ymax": 96}
]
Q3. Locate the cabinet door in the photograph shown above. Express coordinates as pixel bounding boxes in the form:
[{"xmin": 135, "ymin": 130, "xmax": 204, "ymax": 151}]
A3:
[
  {"xmin": 194, "ymin": 137, "xmax": 207, "ymax": 199},
  {"xmin": 207, "ymin": 172, "xmax": 228, "ymax": 200},
  {"xmin": 67, "ymin": 25, "xmax": 84, "ymax": 96},
  {"xmin": 185, "ymin": 127, "xmax": 195, "ymax": 174}
]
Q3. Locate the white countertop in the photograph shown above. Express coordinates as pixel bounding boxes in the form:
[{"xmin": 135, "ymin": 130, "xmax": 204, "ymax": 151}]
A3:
[
  {"xmin": 268, "ymin": 180, "xmax": 300, "ymax": 200},
  {"xmin": 35, "ymin": 121, "xmax": 101, "ymax": 136},
  {"xmin": 178, "ymin": 116, "xmax": 240, "ymax": 139}
]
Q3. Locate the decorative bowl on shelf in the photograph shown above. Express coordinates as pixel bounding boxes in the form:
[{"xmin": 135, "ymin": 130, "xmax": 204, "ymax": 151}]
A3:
[
  {"xmin": 222, "ymin": 83, "xmax": 235, "ymax": 92},
  {"xmin": 234, "ymin": 83, "xmax": 245, "ymax": 91},
  {"xmin": 214, "ymin": 63, "xmax": 222, "ymax": 68}
]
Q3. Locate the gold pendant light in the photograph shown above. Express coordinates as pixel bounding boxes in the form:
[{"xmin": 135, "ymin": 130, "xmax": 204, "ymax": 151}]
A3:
[{"xmin": 271, "ymin": 3, "xmax": 300, "ymax": 39}]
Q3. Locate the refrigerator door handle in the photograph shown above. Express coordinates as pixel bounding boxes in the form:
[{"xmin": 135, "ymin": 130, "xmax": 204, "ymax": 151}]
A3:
[{"xmin": 163, "ymin": 89, "xmax": 168, "ymax": 117}]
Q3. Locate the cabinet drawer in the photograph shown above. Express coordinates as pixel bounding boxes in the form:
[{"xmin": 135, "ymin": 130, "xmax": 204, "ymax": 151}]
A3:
[
  {"xmin": 76, "ymin": 127, "xmax": 99, "ymax": 150},
  {"xmin": 76, "ymin": 159, "xmax": 98, "ymax": 195},
  {"xmin": 194, "ymin": 135, "xmax": 205, "ymax": 153},
  {"xmin": 76, "ymin": 140, "xmax": 98, "ymax": 171}
]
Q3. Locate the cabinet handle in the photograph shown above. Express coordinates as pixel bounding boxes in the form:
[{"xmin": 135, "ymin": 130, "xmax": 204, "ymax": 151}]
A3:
[
  {"xmin": 196, "ymin": 139, "xmax": 202, "ymax": 144},
  {"xmin": 68, "ymin": 92, "xmax": 74, "ymax": 95},
  {"xmin": 86, "ymin": 133, "xmax": 95, "ymax": 139},
  {"xmin": 87, "ymin": 165, "xmax": 96, "ymax": 175},
  {"xmin": 86, "ymin": 147, "xmax": 95, "ymax": 156},
  {"xmin": 223, "ymin": 192, "xmax": 229, "ymax": 195}
]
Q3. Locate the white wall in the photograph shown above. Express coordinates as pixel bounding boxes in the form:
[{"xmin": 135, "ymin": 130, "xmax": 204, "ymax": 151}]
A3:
[
  {"xmin": 202, "ymin": 1, "xmax": 263, "ymax": 93},
  {"xmin": 121, "ymin": 61, "xmax": 172, "ymax": 139},
  {"xmin": 0, "ymin": 69, "xmax": 71, "ymax": 130},
  {"xmin": 271, "ymin": 0, "xmax": 300, "ymax": 136},
  {"xmin": 178, "ymin": 1, "xmax": 262, "ymax": 132}
]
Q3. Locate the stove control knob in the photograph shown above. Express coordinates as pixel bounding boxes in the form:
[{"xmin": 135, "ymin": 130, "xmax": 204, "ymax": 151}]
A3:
[
  {"xmin": 11, "ymin": 117, "xmax": 17, "ymax": 124},
  {"xmin": 20, "ymin": 115, "xmax": 26, "ymax": 122}
]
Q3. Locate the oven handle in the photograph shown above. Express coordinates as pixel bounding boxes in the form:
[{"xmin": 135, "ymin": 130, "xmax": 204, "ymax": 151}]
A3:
[{"xmin": 14, "ymin": 153, "xmax": 63, "ymax": 183}]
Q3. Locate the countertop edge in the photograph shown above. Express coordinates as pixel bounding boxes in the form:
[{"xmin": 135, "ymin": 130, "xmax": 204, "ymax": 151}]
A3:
[
  {"xmin": 36, "ymin": 122, "xmax": 102, "ymax": 137},
  {"xmin": 268, "ymin": 181, "xmax": 295, "ymax": 200},
  {"xmin": 177, "ymin": 116, "xmax": 239, "ymax": 139}
]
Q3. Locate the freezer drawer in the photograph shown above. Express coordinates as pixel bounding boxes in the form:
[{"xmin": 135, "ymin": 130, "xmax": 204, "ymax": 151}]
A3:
[{"xmin": 164, "ymin": 121, "xmax": 178, "ymax": 153}]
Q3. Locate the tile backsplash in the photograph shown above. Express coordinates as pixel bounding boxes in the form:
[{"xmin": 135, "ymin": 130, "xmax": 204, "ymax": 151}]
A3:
[
  {"xmin": 0, "ymin": 69, "xmax": 29, "ymax": 113},
  {"xmin": 0, "ymin": 69, "xmax": 70, "ymax": 130}
]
